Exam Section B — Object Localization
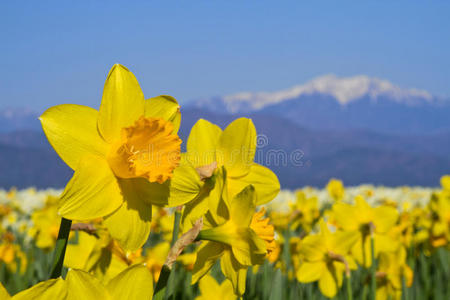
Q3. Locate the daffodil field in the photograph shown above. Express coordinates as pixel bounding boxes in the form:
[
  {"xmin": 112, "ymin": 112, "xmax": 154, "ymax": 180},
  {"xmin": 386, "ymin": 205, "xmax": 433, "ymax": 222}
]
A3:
[{"xmin": 0, "ymin": 65, "xmax": 449, "ymax": 300}]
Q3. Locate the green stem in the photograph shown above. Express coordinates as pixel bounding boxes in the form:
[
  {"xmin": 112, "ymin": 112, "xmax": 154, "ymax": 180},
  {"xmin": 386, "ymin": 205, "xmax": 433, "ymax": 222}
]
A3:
[
  {"xmin": 153, "ymin": 208, "xmax": 182, "ymax": 300},
  {"xmin": 283, "ymin": 227, "xmax": 292, "ymax": 272},
  {"xmin": 346, "ymin": 274, "xmax": 353, "ymax": 300},
  {"xmin": 362, "ymin": 284, "xmax": 368, "ymax": 300},
  {"xmin": 370, "ymin": 235, "xmax": 376, "ymax": 300},
  {"xmin": 170, "ymin": 210, "xmax": 182, "ymax": 247},
  {"xmin": 49, "ymin": 217, "xmax": 72, "ymax": 279}
]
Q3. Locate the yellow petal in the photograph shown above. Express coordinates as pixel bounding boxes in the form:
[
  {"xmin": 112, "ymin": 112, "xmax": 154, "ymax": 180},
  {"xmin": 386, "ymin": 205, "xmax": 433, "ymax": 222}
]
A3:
[
  {"xmin": 228, "ymin": 164, "xmax": 280, "ymax": 205},
  {"xmin": 206, "ymin": 167, "xmax": 230, "ymax": 226},
  {"xmin": 198, "ymin": 275, "xmax": 221, "ymax": 299},
  {"xmin": 230, "ymin": 185, "xmax": 256, "ymax": 227},
  {"xmin": 374, "ymin": 234, "xmax": 400, "ymax": 254},
  {"xmin": 104, "ymin": 179, "xmax": 153, "ymax": 251},
  {"xmin": 186, "ymin": 119, "xmax": 222, "ymax": 167},
  {"xmin": 318, "ymin": 268, "xmax": 339, "ymax": 298},
  {"xmin": 297, "ymin": 261, "xmax": 325, "ymax": 283},
  {"xmin": 107, "ymin": 264, "xmax": 153, "ymax": 300},
  {"xmin": 230, "ymin": 227, "xmax": 266, "ymax": 266},
  {"xmin": 0, "ymin": 283, "xmax": 10, "ymax": 299},
  {"xmin": 192, "ymin": 241, "xmax": 224, "ymax": 283},
  {"xmin": 64, "ymin": 231, "xmax": 98, "ymax": 270},
  {"xmin": 332, "ymin": 231, "xmax": 360, "ymax": 254},
  {"xmin": 220, "ymin": 279, "xmax": 237, "ymax": 300},
  {"xmin": 144, "ymin": 95, "xmax": 181, "ymax": 133},
  {"xmin": 332, "ymin": 203, "xmax": 359, "ymax": 231},
  {"xmin": 168, "ymin": 158, "xmax": 204, "ymax": 207},
  {"xmin": 216, "ymin": 118, "xmax": 256, "ymax": 177},
  {"xmin": 220, "ymin": 250, "xmax": 247, "ymax": 296},
  {"xmin": 125, "ymin": 178, "xmax": 170, "ymax": 207},
  {"xmin": 65, "ymin": 269, "xmax": 111, "ymax": 300},
  {"xmin": 300, "ymin": 235, "xmax": 327, "ymax": 261},
  {"xmin": 373, "ymin": 206, "xmax": 398, "ymax": 234},
  {"xmin": 59, "ymin": 155, "xmax": 123, "ymax": 220},
  {"xmin": 13, "ymin": 278, "xmax": 66, "ymax": 300},
  {"xmin": 40, "ymin": 104, "xmax": 108, "ymax": 170},
  {"xmin": 98, "ymin": 64, "xmax": 145, "ymax": 143}
]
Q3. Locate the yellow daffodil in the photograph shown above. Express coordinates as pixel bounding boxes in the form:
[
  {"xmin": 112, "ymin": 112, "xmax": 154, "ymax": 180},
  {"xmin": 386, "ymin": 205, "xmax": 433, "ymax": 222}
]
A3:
[
  {"xmin": 0, "ymin": 232, "xmax": 27, "ymax": 274},
  {"xmin": 290, "ymin": 191, "xmax": 320, "ymax": 233},
  {"xmin": 192, "ymin": 170, "xmax": 273, "ymax": 296},
  {"xmin": 28, "ymin": 203, "xmax": 61, "ymax": 250},
  {"xmin": 195, "ymin": 275, "xmax": 236, "ymax": 300},
  {"xmin": 326, "ymin": 178, "xmax": 345, "ymax": 202},
  {"xmin": 376, "ymin": 247, "xmax": 413, "ymax": 300},
  {"xmin": 296, "ymin": 220, "xmax": 358, "ymax": 298},
  {"xmin": 0, "ymin": 264, "xmax": 153, "ymax": 300},
  {"xmin": 40, "ymin": 64, "xmax": 182, "ymax": 251},
  {"xmin": 177, "ymin": 118, "xmax": 280, "ymax": 228},
  {"xmin": 332, "ymin": 195, "xmax": 400, "ymax": 267}
]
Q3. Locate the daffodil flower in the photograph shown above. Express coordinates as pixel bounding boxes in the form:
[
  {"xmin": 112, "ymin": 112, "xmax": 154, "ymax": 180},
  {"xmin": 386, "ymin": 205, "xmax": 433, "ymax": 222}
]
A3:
[
  {"xmin": 332, "ymin": 195, "xmax": 400, "ymax": 267},
  {"xmin": 40, "ymin": 64, "xmax": 182, "ymax": 250},
  {"xmin": 0, "ymin": 264, "xmax": 153, "ymax": 299},
  {"xmin": 28, "ymin": 202, "xmax": 61, "ymax": 250},
  {"xmin": 296, "ymin": 220, "xmax": 358, "ymax": 298},
  {"xmin": 326, "ymin": 178, "xmax": 345, "ymax": 202},
  {"xmin": 171, "ymin": 118, "xmax": 280, "ymax": 228},
  {"xmin": 192, "ymin": 169, "xmax": 274, "ymax": 296},
  {"xmin": 187, "ymin": 118, "xmax": 280, "ymax": 204},
  {"xmin": 0, "ymin": 232, "xmax": 27, "ymax": 274},
  {"xmin": 289, "ymin": 191, "xmax": 320, "ymax": 233},
  {"xmin": 375, "ymin": 247, "xmax": 413, "ymax": 300}
]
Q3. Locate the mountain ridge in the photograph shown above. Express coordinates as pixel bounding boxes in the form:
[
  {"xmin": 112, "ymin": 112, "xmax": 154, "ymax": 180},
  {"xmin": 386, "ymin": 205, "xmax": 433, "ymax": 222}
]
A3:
[
  {"xmin": 192, "ymin": 74, "xmax": 440, "ymax": 113},
  {"xmin": 189, "ymin": 75, "xmax": 450, "ymax": 135}
]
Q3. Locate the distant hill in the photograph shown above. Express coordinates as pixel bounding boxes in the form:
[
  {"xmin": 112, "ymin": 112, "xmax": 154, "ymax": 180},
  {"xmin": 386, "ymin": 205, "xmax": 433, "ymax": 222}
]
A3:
[
  {"xmin": 190, "ymin": 74, "xmax": 450, "ymax": 134},
  {"xmin": 0, "ymin": 142, "xmax": 72, "ymax": 189}
]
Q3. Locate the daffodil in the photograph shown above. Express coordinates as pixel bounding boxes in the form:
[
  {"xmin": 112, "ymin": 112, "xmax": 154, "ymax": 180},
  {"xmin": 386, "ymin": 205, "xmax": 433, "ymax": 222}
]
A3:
[
  {"xmin": 0, "ymin": 232, "xmax": 27, "ymax": 274},
  {"xmin": 296, "ymin": 220, "xmax": 358, "ymax": 298},
  {"xmin": 326, "ymin": 178, "xmax": 345, "ymax": 202},
  {"xmin": 195, "ymin": 275, "xmax": 236, "ymax": 300},
  {"xmin": 289, "ymin": 191, "xmax": 320, "ymax": 233},
  {"xmin": 28, "ymin": 201, "xmax": 62, "ymax": 250},
  {"xmin": 40, "ymin": 64, "xmax": 182, "ymax": 250},
  {"xmin": 177, "ymin": 118, "xmax": 280, "ymax": 228},
  {"xmin": 0, "ymin": 264, "xmax": 153, "ymax": 300},
  {"xmin": 192, "ymin": 169, "xmax": 274, "ymax": 296},
  {"xmin": 190, "ymin": 118, "xmax": 279, "ymax": 204},
  {"xmin": 332, "ymin": 195, "xmax": 400, "ymax": 267},
  {"xmin": 375, "ymin": 247, "xmax": 413, "ymax": 300}
]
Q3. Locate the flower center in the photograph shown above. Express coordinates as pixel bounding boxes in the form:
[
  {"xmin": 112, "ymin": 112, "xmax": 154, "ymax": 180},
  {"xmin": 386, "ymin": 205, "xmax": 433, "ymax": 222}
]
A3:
[
  {"xmin": 250, "ymin": 208, "xmax": 276, "ymax": 256},
  {"xmin": 107, "ymin": 116, "xmax": 181, "ymax": 184}
]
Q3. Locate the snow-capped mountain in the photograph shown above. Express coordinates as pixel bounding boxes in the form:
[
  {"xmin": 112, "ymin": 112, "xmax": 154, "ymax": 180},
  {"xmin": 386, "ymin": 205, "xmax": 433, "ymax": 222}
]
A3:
[
  {"xmin": 190, "ymin": 75, "xmax": 450, "ymax": 134},
  {"xmin": 192, "ymin": 74, "xmax": 436, "ymax": 113}
]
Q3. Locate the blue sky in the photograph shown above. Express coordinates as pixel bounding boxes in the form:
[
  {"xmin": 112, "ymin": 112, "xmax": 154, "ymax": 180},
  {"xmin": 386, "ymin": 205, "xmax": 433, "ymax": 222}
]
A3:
[{"xmin": 1, "ymin": 1, "xmax": 449, "ymax": 111}]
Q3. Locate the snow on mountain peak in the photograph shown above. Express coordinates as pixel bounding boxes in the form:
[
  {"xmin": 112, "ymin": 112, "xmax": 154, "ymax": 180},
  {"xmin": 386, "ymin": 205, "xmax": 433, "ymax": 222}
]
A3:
[{"xmin": 222, "ymin": 74, "xmax": 433, "ymax": 112}]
